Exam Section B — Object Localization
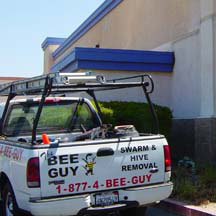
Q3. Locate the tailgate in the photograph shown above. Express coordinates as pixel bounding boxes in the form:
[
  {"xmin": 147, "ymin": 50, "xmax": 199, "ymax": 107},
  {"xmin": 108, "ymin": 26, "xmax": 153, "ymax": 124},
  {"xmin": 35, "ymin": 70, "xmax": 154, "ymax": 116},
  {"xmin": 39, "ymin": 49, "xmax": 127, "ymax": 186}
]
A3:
[{"xmin": 38, "ymin": 137, "xmax": 165, "ymax": 197}]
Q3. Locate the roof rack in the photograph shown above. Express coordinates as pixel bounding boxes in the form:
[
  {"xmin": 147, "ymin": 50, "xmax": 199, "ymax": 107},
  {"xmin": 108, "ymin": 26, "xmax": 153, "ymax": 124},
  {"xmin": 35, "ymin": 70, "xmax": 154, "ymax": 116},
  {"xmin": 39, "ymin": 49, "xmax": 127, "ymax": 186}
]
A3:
[
  {"xmin": 0, "ymin": 72, "xmax": 154, "ymax": 96},
  {"xmin": 0, "ymin": 72, "xmax": 159, "ymax": 144}
]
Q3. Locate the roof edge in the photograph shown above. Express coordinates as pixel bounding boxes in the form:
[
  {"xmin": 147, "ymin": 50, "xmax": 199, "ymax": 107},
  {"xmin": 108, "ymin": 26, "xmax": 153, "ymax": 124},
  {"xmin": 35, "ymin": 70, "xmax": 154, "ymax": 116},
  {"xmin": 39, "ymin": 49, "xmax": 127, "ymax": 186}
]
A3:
[
  {"xmin": 41, "ymin": 37, "xmax": 66, "ymax": 50},
  {"xmin": 0, "ymin": 77, "xmax": 27, "ymax": 81},
  {"xmin": 52, "ymin": 0, "xmax": 123, "ymax": 59}
]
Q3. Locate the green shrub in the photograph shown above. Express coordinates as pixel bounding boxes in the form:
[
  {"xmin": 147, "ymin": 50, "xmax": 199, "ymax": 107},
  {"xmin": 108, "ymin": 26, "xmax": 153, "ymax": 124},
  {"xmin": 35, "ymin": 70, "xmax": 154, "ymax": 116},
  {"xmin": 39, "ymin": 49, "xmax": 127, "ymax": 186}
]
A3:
[
  {"xmin": 98, "ymin": 104, "xmax": 114, "ymax": 125},
  {"xmin": 172, "ymin": 166, "xmax": 198, "ymax": 201},
  {"xmin": 178, "ymin": 180, "xmax": 198, "ymax": 201},
  {"xmin": 199, "ymin": 164, "xmax": 216, "ymax": 185},
  {"xmin": 93, "ymin": 101, "xmax": 172, "ymax": 136},
  {"xmin": 171, "ymin": 164, "xmax": 216, "ymax": 204}
]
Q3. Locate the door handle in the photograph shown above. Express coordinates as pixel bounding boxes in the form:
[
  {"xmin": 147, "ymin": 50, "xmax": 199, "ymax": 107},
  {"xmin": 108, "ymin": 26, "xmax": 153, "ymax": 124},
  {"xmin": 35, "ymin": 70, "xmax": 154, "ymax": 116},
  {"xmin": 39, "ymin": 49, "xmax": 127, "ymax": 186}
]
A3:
[
  {"xmin": 97, "ymin": 148, "xmax": 114, "ymax": 157},
  {"xmin": 149, "ymin": 168, "xmax": 159, "ymax": 173}
]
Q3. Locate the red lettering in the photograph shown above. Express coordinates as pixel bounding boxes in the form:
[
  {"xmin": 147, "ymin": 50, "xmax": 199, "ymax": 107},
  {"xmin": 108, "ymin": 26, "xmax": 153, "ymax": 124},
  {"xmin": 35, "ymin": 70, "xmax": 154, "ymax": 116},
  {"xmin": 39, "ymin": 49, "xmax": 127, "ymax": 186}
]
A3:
[
  {"xmin": 56, "ymin": 185, "xmax": 61, "ymax": 194},
  {"xmin": 3, "ymin": 146, "xmax": 9, "ymax": 157},
  {"xmin": 106, "ymin": 179, "xmax": 112, "ymax": 188},
  {"xmin": 12, "ymin": 148, "xmax": 24, "ymax": 161},
  {"xmin": 18, "ymin": 149, "xmax": 24, "ymax": 160},
  {"xmin": 0, "ymin": 145, "xmax": 4, "ymax": 154},
  {"xmin": 82, "ymin": 182, "xmax": 87, "ymax": 190},
  {"xmin": 113, "ymin": 178, "xmax": 119, "ymax": 187},
  {"xmin": 75, "ymin": 183, "xmax": 81, "ymax": 191},
  {"xmin": 12, "ymin": 149, "xmax": 19, "ymax": 160},
  {"xmin": 131, "ymin": 176, "xmax": 138, "ymax": 184},
  {"xmin": 146, "ymin": 174, "xmax": 152, "ymax": 182},
  {"xmin": 4, "ymin": 146, "xmax": 12, "ymax": 158},
  {"xmin": 9, "ymin": 148, "xmax": 12, "ymax": 157},
  {"xmin": 120, "ymin": 178, "xmax": 126, "ymax": 186},
  {"xmin": 0, "ymin": 146, "xmax": 24, "ymax": 161},
  {"xmin": 131, "ymin": 175, "xmax": 152, "ymax": 185},
  {"xmin": 93, "ymin": 180, "xmax": 99, "ymax": 189},
  {"xmin": 139, "ymin": 176, "xmax": 145, "ymax": 183},
  {"xmin": 69, "ymin": 184, "xmax": 74, "ymax": 192}
]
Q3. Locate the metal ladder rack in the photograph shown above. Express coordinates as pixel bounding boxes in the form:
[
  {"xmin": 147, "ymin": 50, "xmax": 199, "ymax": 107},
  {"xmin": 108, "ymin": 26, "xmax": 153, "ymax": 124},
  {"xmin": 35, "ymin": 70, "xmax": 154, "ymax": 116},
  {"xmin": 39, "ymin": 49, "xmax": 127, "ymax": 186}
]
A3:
[
  {"xmin": 0, "ymin": 72, "xmax": 159, "ymax": 144},
  {"xmin": 0, "ymin": 72, "xmax": 106, "ymax": 96},
  {"xmin": 0, "ymin": 72, "xmax": 155, "ymax": 96}
]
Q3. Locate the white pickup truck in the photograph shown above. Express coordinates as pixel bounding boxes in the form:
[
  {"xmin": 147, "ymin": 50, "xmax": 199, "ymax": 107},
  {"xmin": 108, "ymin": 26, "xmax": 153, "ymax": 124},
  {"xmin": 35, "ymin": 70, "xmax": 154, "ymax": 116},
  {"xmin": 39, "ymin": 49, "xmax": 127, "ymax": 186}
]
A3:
[{"xmin": 0, "ymin": 73, "xmax": 173, "ymax": 216}]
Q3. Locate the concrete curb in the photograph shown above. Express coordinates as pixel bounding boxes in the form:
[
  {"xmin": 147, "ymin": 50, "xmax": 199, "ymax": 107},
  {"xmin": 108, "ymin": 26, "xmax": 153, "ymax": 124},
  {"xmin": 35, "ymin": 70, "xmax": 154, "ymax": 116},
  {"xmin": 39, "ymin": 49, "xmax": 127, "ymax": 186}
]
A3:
[{"xmin": 158, "ymin": 199, "xmax": 216, "ymax": 216}]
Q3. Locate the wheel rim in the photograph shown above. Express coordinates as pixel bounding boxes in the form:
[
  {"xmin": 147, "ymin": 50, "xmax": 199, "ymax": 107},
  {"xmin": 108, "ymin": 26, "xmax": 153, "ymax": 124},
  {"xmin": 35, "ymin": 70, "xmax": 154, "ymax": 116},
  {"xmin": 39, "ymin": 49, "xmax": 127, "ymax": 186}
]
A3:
[{"xmin": 5, "ymin": 191, "xmax": 14, "ymax": 216}]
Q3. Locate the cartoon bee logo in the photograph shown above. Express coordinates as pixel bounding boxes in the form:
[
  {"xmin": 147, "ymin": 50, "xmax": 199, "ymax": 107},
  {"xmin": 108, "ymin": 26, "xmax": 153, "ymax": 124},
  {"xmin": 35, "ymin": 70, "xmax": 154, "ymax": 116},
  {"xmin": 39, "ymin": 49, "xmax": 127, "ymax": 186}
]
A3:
[{"xmin": 82, "ymin": 153, "xmax": 96, "ymax": 176}]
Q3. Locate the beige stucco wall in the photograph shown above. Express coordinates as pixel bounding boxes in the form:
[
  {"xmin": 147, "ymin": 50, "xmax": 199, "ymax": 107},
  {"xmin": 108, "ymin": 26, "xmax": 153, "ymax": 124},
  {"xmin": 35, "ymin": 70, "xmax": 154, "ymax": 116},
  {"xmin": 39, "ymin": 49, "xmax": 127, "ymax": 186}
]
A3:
[
  {"xmin": 54, "ymin": 0, "xmax": 201, "ymax": 64},
  {"xmin": 43, "ymin": 45, "xmax": 61, "ymax": 74}
]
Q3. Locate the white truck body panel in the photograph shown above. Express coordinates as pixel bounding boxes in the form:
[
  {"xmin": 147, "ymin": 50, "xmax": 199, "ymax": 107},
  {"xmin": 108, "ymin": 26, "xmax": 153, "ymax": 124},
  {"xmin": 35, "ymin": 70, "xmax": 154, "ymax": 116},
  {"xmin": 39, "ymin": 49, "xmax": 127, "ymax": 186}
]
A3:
[{"xmin": 39, "ymin": 136, "xmax": 165, "ymax": 198}]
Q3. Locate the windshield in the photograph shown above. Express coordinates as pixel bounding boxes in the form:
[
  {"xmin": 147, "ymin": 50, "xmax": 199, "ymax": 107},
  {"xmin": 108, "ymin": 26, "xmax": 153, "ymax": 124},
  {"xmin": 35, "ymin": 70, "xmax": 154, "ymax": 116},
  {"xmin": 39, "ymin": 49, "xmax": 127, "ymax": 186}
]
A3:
[{"xmin": 3, "ymin": 100, "xmax": 100, "ymax": 136}]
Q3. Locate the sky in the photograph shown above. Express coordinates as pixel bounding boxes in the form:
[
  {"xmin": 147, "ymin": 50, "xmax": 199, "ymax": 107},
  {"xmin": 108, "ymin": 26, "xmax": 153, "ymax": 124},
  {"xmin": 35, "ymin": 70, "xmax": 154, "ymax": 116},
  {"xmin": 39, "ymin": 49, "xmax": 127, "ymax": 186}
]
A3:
[{"xmin": 0, "ymin": 0, "xmax": 104, "ymax": 78}]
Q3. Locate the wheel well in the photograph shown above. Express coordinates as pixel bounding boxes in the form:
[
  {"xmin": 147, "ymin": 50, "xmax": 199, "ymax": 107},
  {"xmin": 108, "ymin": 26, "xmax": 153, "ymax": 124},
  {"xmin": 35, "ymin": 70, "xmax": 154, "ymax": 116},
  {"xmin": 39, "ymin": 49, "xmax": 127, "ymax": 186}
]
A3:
[
  {"xmin": 0, "ymin": 173, "xmax": 32, "ymax": 216},
  {"xmin": 0, "ymin": 172, "xmax": 10, "ymax": 200}
]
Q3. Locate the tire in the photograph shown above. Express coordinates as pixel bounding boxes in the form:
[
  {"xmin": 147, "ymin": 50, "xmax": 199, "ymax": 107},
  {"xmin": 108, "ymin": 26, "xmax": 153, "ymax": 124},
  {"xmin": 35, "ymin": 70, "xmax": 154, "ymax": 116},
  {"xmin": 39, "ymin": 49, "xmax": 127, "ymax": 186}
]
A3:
[
  {"xmin": 119, "ymin": 206, "xmax": 147, "ymax": 216},
  {"xmin": 2, "ymin": 183, "xmax": 20, "ymax": 216}
]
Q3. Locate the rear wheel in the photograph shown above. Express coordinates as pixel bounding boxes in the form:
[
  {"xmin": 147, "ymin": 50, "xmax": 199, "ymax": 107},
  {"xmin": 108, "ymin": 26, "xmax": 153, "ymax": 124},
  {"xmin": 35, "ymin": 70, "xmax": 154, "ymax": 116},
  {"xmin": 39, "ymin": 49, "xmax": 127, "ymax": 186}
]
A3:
[
  {"xmin": 119, "ymin": 207, "xmax": 147, "ymax": 216},
  {"xmin": 2, "ymin": 183, "xmax": 19, "ymax": 216}
]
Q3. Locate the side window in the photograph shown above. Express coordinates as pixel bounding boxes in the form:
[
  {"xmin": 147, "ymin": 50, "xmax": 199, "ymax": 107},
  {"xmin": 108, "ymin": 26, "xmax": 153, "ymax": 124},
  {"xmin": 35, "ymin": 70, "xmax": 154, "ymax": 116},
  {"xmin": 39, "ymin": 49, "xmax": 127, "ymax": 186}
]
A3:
[
  {"xmin": 3, "ymin": 100, "xmax": 100, "ymax": 136},
  {"xmin": 0, "ymin": 104, "xmax": 4, "ymax": 118},
  {"xmin": 3, "ymin": 104, "xmax": 33, "ymax": 136}
]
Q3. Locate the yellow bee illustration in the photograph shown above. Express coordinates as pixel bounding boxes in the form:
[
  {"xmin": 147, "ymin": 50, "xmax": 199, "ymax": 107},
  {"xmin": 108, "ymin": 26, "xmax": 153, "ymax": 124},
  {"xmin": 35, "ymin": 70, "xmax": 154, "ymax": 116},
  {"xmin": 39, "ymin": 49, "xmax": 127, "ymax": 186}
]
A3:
[{"xmin": 82, "ymin": 153, "xmax": 96, "ymax": 176}]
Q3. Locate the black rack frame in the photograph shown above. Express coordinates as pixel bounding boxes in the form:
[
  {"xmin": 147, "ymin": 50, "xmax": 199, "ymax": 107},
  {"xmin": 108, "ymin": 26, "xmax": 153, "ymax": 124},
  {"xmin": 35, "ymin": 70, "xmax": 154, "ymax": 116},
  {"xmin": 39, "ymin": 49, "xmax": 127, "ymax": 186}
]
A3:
[{"xmin": 0, "ymin": 73, "xmax": 159, "ymax": 144}]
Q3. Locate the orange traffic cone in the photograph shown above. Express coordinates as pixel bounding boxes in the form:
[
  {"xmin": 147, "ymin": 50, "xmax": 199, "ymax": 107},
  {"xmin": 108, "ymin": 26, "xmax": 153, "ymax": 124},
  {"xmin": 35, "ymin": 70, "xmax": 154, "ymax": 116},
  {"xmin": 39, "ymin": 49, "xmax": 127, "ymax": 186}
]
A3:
[{"xmin": 42, "ymin": 134, "xmax": 50, "ymax": 144}]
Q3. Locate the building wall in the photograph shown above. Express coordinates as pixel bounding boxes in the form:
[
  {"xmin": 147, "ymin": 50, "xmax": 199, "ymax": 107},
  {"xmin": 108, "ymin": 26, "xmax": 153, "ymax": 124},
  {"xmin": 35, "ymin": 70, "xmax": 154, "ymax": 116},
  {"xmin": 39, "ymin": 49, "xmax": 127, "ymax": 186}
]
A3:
[
  {"xmin": 43, "ymin": 45, "xmax": 62, "ymax": 74},
  {"xmin": 171, "ymin": 31, "xmax": 201, "ymax": 119},
  {"xmin": 54, "ymin": 0, "xmax": 201, "ymax": 64}
]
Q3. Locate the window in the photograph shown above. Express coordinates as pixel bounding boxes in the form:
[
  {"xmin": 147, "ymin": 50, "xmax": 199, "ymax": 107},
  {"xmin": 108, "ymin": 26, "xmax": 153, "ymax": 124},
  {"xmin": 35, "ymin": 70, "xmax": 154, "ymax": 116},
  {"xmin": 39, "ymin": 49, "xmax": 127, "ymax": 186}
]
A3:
[{"xmin": 3, "ymin": 100, "xmax": 99, "ymax": 136}]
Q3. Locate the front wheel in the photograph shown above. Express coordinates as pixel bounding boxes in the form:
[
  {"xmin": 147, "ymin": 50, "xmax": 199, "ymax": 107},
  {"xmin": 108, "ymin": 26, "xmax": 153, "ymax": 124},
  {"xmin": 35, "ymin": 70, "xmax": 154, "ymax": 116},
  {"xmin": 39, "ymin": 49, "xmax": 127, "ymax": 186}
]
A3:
[
  {"xmin": 2, "ymin": 183, "xmax": 19, "ymax": 216},
  {"xmin": 119, "ymin": 207, "xmax": 147, "ymax": 216}
]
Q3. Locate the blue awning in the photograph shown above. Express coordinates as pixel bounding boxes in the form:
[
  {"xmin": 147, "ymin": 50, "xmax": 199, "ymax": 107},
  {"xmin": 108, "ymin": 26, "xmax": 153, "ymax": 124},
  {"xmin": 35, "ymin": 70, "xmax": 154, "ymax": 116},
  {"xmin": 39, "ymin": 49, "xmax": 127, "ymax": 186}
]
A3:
[{"xmin": 51, "ymin": 47, "xmax": 175, "ymax": 73}]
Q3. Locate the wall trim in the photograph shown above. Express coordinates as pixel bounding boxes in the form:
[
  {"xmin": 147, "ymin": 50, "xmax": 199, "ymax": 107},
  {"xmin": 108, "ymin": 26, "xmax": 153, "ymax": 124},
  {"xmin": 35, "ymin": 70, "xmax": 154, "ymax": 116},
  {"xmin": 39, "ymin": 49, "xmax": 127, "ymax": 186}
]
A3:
[
  {"xmin": 52, "ymin": 0, "xmax": 123, "ymax": 59},
  {"xmin": 41, "ymin": 37, "xmax": 66, "ymax": 50},
  {"xmin": 51, "ymin": 47, "xmax": 175, "ymax": 73},
  {"xmin": 172, "ymin": 28, "xmax": 200, "ymax": 45},
  {"xmin": 201, "ymin": 13, "xmax": 216, "ymax": 23}
]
